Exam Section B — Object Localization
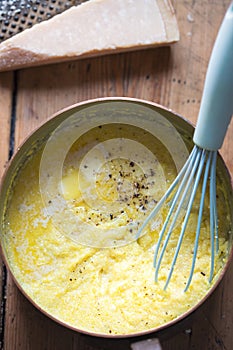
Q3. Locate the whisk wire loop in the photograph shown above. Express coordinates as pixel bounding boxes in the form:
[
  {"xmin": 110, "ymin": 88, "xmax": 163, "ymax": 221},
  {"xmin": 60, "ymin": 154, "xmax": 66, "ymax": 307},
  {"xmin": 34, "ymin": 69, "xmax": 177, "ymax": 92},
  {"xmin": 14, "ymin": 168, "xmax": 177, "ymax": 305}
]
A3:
[
  {"xmin": 184, "ymin": 149, "xmax": 212, "ymax": 291},
  {"xmin": 209, "ymin": 150, "xmax": 218, "ymax": 282},
  {"xmin": 136, "ymin": 146, "xmax": 198, "ymax": 241},
  {"xmin": 211, "ymin": 151, "xmax": 218, "ymax": 252},
  {"xmin": 159, "ymin": 148, "xmax": 207, "ymax": 289},
  {"xmin": 154, "ymin": 146, "xmax": 202, "ymax": 278},
  {"xmin": 153, "ymin": 148, "xmax": 198, "ymax": 269}
]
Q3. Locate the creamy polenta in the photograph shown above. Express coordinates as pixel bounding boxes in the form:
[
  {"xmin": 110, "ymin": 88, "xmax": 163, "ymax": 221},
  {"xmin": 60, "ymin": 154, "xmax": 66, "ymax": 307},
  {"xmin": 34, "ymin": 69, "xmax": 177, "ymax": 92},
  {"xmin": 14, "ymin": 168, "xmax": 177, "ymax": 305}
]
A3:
[{"xmin": 2, "ymin": 123, "xmax": 230, "ymax": 335}]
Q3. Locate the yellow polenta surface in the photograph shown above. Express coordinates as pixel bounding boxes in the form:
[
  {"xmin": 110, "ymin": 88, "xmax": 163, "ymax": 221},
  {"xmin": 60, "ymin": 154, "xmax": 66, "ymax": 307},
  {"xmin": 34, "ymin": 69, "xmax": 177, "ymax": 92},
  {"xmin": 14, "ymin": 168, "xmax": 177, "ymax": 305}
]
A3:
[{"xmin": 2, "ymin": 124, "xmax": 229, "ymax": 335}]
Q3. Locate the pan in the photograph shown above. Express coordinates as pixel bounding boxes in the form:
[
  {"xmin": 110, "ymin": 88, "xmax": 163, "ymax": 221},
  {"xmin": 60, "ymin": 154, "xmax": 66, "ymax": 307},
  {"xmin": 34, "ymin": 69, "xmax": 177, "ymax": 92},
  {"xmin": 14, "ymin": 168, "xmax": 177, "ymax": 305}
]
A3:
[{"xmin": 0, "ymin": 98, "xmax": 232, "ymax": 349}]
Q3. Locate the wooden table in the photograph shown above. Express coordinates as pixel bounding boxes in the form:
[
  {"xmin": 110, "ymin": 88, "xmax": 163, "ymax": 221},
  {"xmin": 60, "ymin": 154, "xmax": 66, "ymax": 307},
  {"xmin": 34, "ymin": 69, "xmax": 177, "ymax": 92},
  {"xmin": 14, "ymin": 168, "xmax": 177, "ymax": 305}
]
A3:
[{"xmin": 0, "ymin": 1, "xmax": 233, "ymax": 349}]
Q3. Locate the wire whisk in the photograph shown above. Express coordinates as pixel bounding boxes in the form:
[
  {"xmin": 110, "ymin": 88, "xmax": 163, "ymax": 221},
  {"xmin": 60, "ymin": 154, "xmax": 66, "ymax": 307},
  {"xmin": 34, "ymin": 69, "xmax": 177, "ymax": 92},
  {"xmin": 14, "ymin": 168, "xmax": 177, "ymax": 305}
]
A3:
[{"xmin": 138, "ymin": 2, "xmax": 233, "ymax": 291}]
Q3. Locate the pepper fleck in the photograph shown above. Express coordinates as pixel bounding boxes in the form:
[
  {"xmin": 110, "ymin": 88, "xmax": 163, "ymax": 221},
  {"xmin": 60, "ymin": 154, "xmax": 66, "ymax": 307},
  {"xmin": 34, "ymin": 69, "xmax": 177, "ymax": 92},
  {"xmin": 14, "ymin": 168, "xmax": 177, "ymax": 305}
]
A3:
[{"xmin": 150, "ymin": 169, "xmax": 155, "ymax": 176}]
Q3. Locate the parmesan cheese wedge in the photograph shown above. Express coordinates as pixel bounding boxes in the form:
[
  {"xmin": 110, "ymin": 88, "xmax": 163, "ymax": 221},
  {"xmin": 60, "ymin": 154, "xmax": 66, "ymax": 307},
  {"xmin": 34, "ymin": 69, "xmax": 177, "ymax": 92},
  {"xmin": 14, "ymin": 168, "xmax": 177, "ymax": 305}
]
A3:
[{"xmin": 0, "ymin": 0, "xmax": 179, "ymax": 71}]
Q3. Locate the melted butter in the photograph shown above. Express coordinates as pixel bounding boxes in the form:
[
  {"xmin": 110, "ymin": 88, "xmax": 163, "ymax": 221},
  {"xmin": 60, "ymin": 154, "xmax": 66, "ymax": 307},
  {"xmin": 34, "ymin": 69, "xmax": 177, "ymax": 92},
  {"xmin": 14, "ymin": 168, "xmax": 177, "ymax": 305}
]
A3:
[
  {"xmin": 2, "ymin": 123, "xmax": 229, "ymax": 335},
  {"xmin": 62, "ymin": 168, "xmax": 80, "ymax": 200}
]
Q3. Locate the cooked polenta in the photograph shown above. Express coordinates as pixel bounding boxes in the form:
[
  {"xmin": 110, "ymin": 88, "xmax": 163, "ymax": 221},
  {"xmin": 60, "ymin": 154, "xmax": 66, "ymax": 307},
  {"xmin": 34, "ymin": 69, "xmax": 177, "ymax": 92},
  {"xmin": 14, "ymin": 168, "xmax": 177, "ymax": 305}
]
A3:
[{"xmin": 2, "ymin": 123, "xmax": 230, "ymax": 335}]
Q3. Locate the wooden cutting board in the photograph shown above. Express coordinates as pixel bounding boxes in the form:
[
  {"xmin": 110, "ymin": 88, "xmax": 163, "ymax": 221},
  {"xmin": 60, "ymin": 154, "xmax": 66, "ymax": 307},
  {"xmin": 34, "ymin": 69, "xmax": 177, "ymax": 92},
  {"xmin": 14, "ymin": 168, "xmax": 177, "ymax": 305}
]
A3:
[{"xmin": 0, "ymin": 1, "xmax": 232, "ymax": 349}]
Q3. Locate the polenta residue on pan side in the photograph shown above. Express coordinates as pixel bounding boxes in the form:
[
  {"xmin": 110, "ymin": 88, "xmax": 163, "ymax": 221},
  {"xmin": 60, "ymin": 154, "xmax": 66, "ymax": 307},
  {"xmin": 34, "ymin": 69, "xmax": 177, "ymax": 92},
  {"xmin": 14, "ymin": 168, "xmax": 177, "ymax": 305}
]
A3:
[{"xmin": 2, "ymin": 123, "xmax": 229, "ymax": 335}]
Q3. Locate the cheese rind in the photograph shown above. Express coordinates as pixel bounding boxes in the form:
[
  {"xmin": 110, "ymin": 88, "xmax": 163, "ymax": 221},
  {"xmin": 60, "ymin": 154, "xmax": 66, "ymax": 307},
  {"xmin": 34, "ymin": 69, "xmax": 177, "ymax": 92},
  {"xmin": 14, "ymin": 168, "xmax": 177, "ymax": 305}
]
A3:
[{"xmin": 0, "ymin": 0, "xmax": 179, "ymax": 71}]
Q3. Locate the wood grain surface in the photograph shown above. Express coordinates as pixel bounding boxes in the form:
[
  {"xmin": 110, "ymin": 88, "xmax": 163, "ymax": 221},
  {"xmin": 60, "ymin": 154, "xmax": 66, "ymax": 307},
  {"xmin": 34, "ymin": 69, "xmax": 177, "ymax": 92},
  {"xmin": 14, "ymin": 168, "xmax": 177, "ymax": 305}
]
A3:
[{"xmin": 0, "ymin": 1, "xmax": 233, "ymax": 349}]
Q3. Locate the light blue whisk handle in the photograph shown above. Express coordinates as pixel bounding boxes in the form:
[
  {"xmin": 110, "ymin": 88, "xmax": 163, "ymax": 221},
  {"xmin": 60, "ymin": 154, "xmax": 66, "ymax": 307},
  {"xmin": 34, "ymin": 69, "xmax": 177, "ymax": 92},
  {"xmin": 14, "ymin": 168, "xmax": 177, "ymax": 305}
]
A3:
[{"xmin": 193, "ymin": 2, "xmax": 233, "ymax": 151}]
